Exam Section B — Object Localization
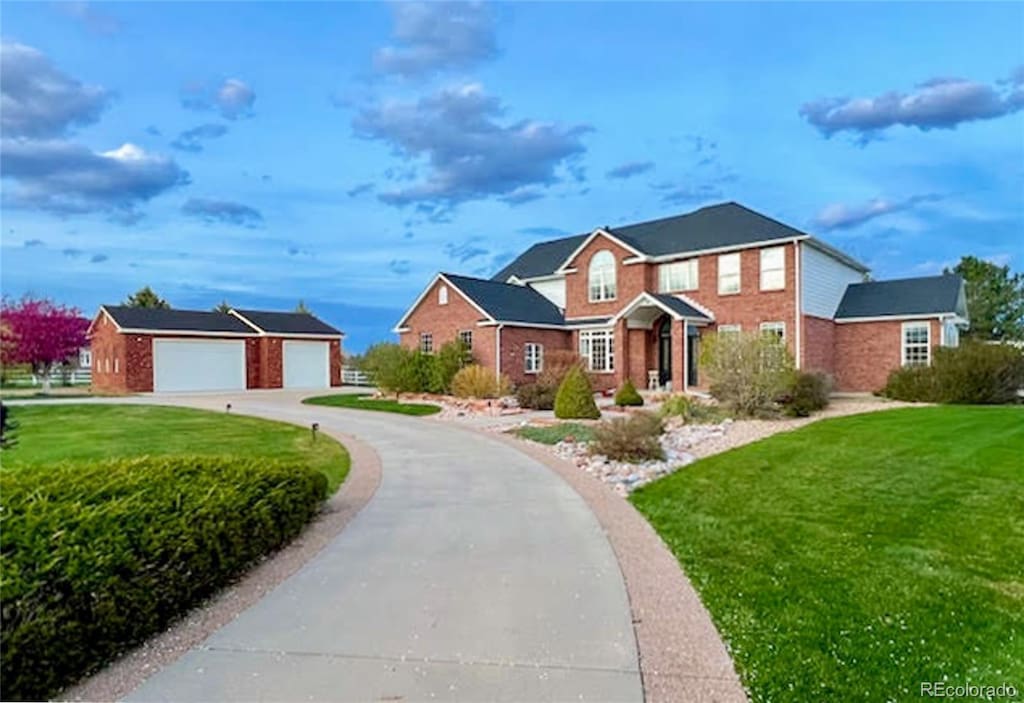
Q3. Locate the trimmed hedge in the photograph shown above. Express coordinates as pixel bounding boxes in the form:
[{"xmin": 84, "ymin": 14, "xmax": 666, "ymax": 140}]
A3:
[
  {"xmin": 613, "ymin": 379, "xmax": 644, "ymax": 407},
  {"xmin": 0, "ymin": 456, "xmax": 326, "ymax": 701},
  {"xmin": 554, "ymin": 366, "xmax": 600, "ymax": 419}
]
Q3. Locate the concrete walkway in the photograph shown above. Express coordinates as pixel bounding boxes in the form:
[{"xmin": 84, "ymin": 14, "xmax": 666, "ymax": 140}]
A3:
[{"xmin": 113, "ymin": 392, "xmax": 642, "ymax": 702}]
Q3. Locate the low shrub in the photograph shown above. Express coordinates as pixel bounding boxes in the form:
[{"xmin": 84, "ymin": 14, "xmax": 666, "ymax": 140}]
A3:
[
  {"xmin": 514, "ymin": 422, "xmax": 596, "ymax": 445},
  {"xmin": 782, "ymin": 371, "xmax": 833, "ymax": 417},
  {"xmin": 613, "ymin": 378, "xmax": 644, "ymax": 407},
  {"xmin": 883, "ymin": 342, "xmax": 1024, "ymax": 404},
  {"xmin": 659, "ymin": 394, "xmax": 731, "ymax": 424},
  {"xmin": 0, "ymin": 456, "xmax": 326, "ymax": 701},
  {"xmin": 516, "ymin": 382, "xmax": 556, "ymax": 410},
  {"xmin": 451, "ymin": 364, "xmax": 511, "ymax": 399},
  {"xmin": 554, "ymin": 366, "xmax": 600, "ymax": 419},
  {"xmin": 431, "ymin": 340, "xmax": 473, "ymax": 394},
  {"xmin": 591, "ymin": 411, "xmax": 665, "ymax": 462}
]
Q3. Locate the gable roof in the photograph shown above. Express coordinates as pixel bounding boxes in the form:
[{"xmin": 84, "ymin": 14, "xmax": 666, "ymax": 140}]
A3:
[
  {"xmin": 100, "ymin": 305, "xmax": 256, "ymax": 334},
  {"xmin": 835, "ymin": 274, "xmax": 965, "ymax": 320},
  {"xmin": 492, "ymin": 202, "xmax": 869, "ymax": 281},
  {"xmin": 649, "ymin": 293, "xmax": 713, "ymax": 321},
  {"xmin": 231, "ymin": 309, "xmax": 343, "ymax": 336},
  {"xmin": 442, "ymin": 273, "xmax": 566, "ymax": 326}
]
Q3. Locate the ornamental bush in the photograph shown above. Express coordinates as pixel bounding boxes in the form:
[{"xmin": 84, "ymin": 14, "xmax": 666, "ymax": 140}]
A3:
[
  {"xmin": 613, "ymin": 378, "xmax": 644, "ymax": 407},
  {"xmin": 0, "ymin": 456, "xmax": 326, "ymax": 701},
  {"xmin": 591, "ymin": 411, "xmax": 665, "ymax": 462},
  {"xmin": 700, "ymin": 331, "xmax": 795, "ymax": 417},
  {"xmin": 554, "ymin": 365, "xmax": 600, "ymax": 419},
  {"xmin": 515, "ymin": 382, "xmax": 557, "ymax": 410},
  {"xmin": 782, "ymin": 371, "xmax": 833, "ymax": 417},
  {"xmin": 431, "ymin": 340, "xmax": 473, "ymax": 394},
  {"xmin": 883, "ymin": 341, "xmax": 1024, "ymax": 404},
  {"xmin": 450, "ymin": 364, "xmax": 511, "ymax": 399}
]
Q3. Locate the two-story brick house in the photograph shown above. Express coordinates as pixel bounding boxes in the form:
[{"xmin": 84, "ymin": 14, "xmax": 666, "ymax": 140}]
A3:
[{"xmin": 395, "ymin": 202, "xmax": 968, "ymax": 393}]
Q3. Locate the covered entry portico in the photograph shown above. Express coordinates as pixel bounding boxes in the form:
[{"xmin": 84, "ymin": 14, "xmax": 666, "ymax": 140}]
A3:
[{"xmin": 610, "ymin": 292, "xmax": 713, "ymax": 392}]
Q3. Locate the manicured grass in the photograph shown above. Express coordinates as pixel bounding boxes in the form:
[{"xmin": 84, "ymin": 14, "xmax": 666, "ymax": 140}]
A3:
[
  {"xmin": 3, "ymin": 404, "xmax": 350, "ymax": 494},
  {"xmin": 303, "ymin": 393, "xmax": 441, "ymax": 416},
  {"xmin": 631, "ymin": 406, "xmax": 1024, "ymax": 702},
  {"xmin": 514, "ymin": 422, "xmax": 596, "ymax": 445}
]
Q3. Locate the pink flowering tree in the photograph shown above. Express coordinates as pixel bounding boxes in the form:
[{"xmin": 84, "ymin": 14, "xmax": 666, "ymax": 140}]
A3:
[{"xmin": 1, "ymin": 296, "xmax": 89, "ymax": 392}]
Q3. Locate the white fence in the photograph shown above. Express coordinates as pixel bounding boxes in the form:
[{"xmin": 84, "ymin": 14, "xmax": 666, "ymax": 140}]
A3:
[{"xmin": 341, "ymin": 366, "xmax": 372, "ymax": 386}]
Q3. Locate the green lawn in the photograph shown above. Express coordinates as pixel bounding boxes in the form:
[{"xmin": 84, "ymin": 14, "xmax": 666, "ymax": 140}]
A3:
[
  {"xmin": 3, "ymin": 404, "xmax": 351, "ymax": 494},
  {"xmin": 631, "ymin": 406, "xmax": 1024, "ymax": 702},
  {"xmin": 513, "ymin": 422, "xmax": 596, "ymax": 445},
  {"xmin": 303, "ymin": 393, "xmax": 441, "ymax": 416}
]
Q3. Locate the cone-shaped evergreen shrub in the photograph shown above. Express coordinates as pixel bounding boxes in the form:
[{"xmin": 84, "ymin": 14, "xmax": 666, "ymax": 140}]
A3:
[
  {"xmin": 554, "ymin": 365, "xmax": 600, "ymax": 419},
  {"xmin": 613, "ymin": 378, "xmax": 644, "ymax": 407}
]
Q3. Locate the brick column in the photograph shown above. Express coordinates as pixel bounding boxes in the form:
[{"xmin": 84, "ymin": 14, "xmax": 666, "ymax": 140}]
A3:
[{"xmin": 671, "ymin": 319, "xmax": 686, "ymax": 393}]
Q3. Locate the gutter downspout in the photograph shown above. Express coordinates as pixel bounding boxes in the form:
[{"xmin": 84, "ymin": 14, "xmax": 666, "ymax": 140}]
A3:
[
  {"xmin": 682, "ymin": 319, "xmax": 689, "ymax": 394},
  {"xmin": 495, "ymin": 324, "xmax": 504, "ymax": 382},
  {"xmin": 794, "ymin": 240, "xmax": 802, "ymax": 370}
]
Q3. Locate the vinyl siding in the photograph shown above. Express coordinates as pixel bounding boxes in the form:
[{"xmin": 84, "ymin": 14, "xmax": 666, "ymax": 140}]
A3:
[
  {"xmin": 528, "ymin": 277, "xmax": 567, "ymax": 309},
  {"xmin": 801, "ymin": 243, "xmax": 864, "ymax": 319}
]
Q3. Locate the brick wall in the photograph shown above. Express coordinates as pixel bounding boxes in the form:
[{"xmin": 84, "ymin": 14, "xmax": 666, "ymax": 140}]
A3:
[
  {"xmin": 499, "ymin": 327, "xmax": 572, "ymax": 385},
  {"xmin": 563, "ymin": 235, "xmax": 649, "ymax": 319},
  {"xmin": 89, "ymin": 312, "xmax": 129, "ymax": 393},
  {"xmin": 802, "ymin": 314, "xmax": 836, "ymax": 376},
  {"xmin": 834, "ymin": 318, "xmax": 941, "ymax": 392},
  {"xmin": 330, "ymin": 339, "xmax": 343, "ymax": 386},
  {"xmin": 399, "ymin": 277, "xmax": 497, "ymax": 370},
  {"xmin": 258, "ymin": 337, "xmax": 284, "ymax": 388}
]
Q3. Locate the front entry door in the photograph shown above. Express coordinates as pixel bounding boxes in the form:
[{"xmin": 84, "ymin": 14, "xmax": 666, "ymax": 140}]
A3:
[{"xmin": 658, "ymin": 318, "xmax": 672, "ymax": 386}]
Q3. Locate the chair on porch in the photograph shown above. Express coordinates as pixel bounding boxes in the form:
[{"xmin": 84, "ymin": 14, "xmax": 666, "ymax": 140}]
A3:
[{"xmin": 647, "ymin": 369, "xmax": 659, "ymax": 391}]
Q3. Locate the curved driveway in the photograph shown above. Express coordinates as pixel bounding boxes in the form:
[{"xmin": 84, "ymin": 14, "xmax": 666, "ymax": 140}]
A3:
[{"xmin": 123, "ymin": 392, "xmax": 642, "ymax": 702}]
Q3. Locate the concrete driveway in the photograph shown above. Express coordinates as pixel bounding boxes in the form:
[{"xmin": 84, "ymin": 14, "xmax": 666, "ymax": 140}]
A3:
[{"xmin": 105, "ymin": 391, "xmax": 642, "ymax": 702}]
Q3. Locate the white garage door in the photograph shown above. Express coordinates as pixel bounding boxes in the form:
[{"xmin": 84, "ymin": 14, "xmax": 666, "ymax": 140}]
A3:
[
  {"xmin": 153, "ymin": 339, "xmax": 247, "ymax": 392},
  {"xmin": 283, "ymin": 340, "xmax": 330, "ymax": 388}
]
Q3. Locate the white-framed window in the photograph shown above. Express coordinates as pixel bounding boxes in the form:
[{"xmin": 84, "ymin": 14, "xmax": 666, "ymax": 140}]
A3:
[
  {"xmin": 419, "ymin": 333, "xmax": 434, "ymax": 354},
  {"xmin": 458, "ymin": 330, "xmax": 473, "ymax": 349},
  {"xmin": 79, "ymin": 349, "xmax": 92, "ymax": 368},
  {"xmin": 902, "ymin": 322, "xmax": 930, "ymax": 366},
  {"xmin": 658, "ymin": 259, "xmax": 699, "ymax": 293},
  {"xmin": 943, "ymin": 320, "xmax": 960, "ymax": 348},
  {"xmin": 524, "ymin": 343, "xmax": 543, "ymax": 374},
  {"xmin": 588, "ymin": 250, "xmax": 617, "ymax": 302},
  {"xmin": 718, "ymin": 253, "xmax": 741, "ymax": 294},
  {"xmin": 579, "ymin": 329, "xmax": 614, "ymax": 372},
  {"xmin": 438, "ymin": 285, "xmax": 448, "ymax": 305},
  {"xmin": 760, "ymin": 321, "xmax": 786, "ymax": 340},
  {"xmin": 760, "ymin": 246, "xmax": 786, "ymax": 291},
  {"xmin": 718, "ymin": 324, "xmax": 741, "ymax": 336}
]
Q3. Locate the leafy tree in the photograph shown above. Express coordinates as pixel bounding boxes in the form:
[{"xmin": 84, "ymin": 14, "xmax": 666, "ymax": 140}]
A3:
[
  {"xmin": 359, "ymin": 342, "xmax": 420, "ymax": 397},
  {"xmin": 945, "ymin": 256, "xmax": 1024, "ymax": 341},
  {"xmin": 295, "ymin": 300, "xmax": 312, "ymax": 314},
  {"xmin": 213, "ymin": 300, "xmax": 232, "ymax": 313},
  {"xmin": 700, "ymin": 331, "xmax": 794, "ymax": 417},
  {"xmin": 0, "ymin": 296, "xmax": 89, "ymax": 393},
  {"xmin": 124, "ymin": 286, "xmax": 169, "ymax": 309}
]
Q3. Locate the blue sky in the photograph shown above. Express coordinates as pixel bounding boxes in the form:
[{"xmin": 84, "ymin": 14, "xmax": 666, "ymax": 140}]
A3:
[{"xmin": 2, "ymin": 1, "xmax": 1022, "ymax": 351}]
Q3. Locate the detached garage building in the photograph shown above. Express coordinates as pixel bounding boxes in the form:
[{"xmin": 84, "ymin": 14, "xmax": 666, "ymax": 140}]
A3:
[{"xmin": 89, "ymin": 305, "xmax": 343, "ymax": 393}]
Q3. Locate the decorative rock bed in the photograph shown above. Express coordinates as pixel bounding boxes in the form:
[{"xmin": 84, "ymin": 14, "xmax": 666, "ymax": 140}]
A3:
[{"xmin": 550, "ymin": 417, "xmax": 734, "ymax": 495}]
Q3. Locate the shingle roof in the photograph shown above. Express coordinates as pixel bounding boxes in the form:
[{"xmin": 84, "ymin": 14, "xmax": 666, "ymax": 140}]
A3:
[
  {"xmin": 650, "ymin": 294, "xmax": 712, "ymax": 321},
  {"xmin": 102, "ymin": 306, "xmax": 257, "ymax": 334},
  {"xmin": 835, "ymin": 274, "xmax": 964, "ymax": 319},
  {"xmin": 443, "ymin": 273, "xmax": 566, "ymax": 326},
  {"xmin": 491, "ymin": 234, "xmax": 588, "ymax": 281},
  {"xmin": 491, "ymin": 202, "xmax": 863, "ymax": 281},
  {"xmin": 232, "ymin": 309, "xmax": 343, "ymax": 336}
]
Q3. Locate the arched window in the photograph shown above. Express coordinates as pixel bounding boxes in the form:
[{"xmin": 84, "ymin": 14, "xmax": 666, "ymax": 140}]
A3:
[{"xmin": 588, "ymin": 250, "xmax": 617, "ymax": 302}]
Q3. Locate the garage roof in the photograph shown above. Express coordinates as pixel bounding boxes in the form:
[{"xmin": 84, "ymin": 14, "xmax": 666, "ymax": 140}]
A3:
[
  {"xmin": 231, "ymin": 309, "xmax": 343, "ymax": 336},
  {"xmin": 835, "ymin": 274, "xmax": 966, "ymax": 319},
  {"xmin": 101, "ymin": 305, "xmax": 257, "ymax": 334}
]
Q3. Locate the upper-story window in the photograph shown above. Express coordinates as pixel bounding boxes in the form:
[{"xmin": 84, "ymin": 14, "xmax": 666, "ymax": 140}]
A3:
[
  {"xmin": 760, "ymin": 246, "xmax": 786, "ymax": 291},
  {"xmin": 438, "ymin": 285, "xmax": 449, "ymax": 305},
  {"xmin": 588, "ymin": 250, "xmax": 617, "ymax": 302},
  {"xmin": 718, "ymin": 253, "xmax": 741, "ymax": 295},
  {"xmin": 658, "ymin": 259, "xmax": 699, "ymax": 293}
]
